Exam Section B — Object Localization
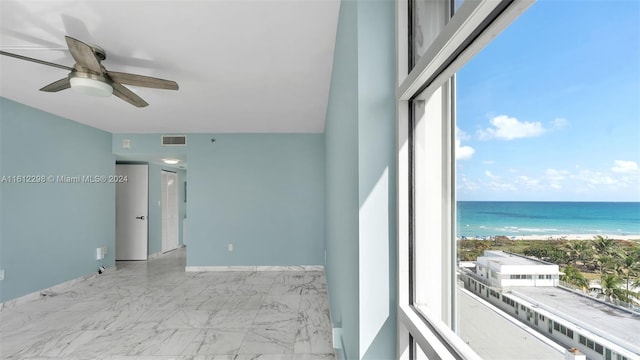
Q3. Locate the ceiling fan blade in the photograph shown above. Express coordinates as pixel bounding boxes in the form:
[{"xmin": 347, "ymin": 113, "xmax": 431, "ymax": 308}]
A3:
[
  {"xmin": 108, "ymin": 71, "xmax": 179, "ymax": 90},
  {"xmin": 112, "ymin": 83, "xmax": 149, "ymax": 108},
  {"xmin": 40, "ymin": 78, "xmax": 71, "ymax": 92},
  {"xmin": 65, "ymin": 36, "xmax": 102, "ymax": 74},
  {"xmin": 0, "ymin": 51, "xmax": 72, "ymax": 71}
]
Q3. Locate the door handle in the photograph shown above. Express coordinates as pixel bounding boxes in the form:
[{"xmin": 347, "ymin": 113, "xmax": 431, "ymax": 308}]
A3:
[{"xmin": 136, "ymin": 216, "xmax": 146, "ymax": 220}]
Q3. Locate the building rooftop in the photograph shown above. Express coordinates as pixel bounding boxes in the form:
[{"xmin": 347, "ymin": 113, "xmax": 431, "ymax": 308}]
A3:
[
  {"xmin": 458, "ymin": 288, "xmax": 564, "ymax": 360},
  {"xmin": 480, "ymin": 250, "xmax": 554, "ymax": 267},
  {"xmin": 511, "ymin": 286, "xmax": 640, "ymax": 354}
]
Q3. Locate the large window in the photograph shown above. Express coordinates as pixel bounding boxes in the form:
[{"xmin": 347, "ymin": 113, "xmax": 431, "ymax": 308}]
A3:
[{"xmin": 398, "ymin": 0, "xmax": 640, "ymax": 359}]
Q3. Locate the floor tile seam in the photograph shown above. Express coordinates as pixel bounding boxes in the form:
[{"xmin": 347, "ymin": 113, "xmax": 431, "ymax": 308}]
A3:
[
  {"xmin": 123, "ymin": 328, "xmax": 182, "ymax": 357},
  {"xmin": 238, "ymin": 327, "xmax": 296, "ymax": 355},
  {"xmin": 245, "ymin": 294, "xmax": 265, "ymax": 330},
  {"xmin": 13, "ymin": 329, "xmax": 97, "ymax": 358},
  {"xmin": 190, "ymin": 327, "xmax": 251, "ymax": 356}
]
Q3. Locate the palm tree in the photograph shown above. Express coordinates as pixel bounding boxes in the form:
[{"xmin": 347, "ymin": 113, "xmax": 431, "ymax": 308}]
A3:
[
  {"xmin": 564, "ymin": 240, "xmax": 590, "ymax": 267},
  {"xmin": 600, "ymin": 273, "xmax": 627, "ymax": 302},
  {"xmin": 614, "ymin": 248, "xmax": 640, "ymax": 304},
  {"xmin": 591, "ymin": 236, "xmax": 616, "ymax": 275},
  {"xmin": 561, "ymin": 265, "xmax": 589, "ymax": 290}
]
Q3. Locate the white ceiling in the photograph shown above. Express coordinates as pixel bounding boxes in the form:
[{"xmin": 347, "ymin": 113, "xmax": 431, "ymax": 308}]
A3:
[{"xmin": 0, "ymin": 0, "xmax": 340, "ymax": 134}]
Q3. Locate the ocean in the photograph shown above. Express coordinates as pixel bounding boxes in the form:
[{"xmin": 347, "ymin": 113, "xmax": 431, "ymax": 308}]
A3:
[{"xmin": 456, "ymin": 201, "xmax": 640, "ymax": 238}]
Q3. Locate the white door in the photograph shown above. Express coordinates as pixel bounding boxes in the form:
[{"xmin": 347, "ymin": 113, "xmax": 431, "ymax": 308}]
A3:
[
  {"xmin": 116, "ymin": 164, "xmax": 148, "ymax": 260},
  {"xmin": 161, "ymin": 170, "xmax": 179, "ymax": 253}
]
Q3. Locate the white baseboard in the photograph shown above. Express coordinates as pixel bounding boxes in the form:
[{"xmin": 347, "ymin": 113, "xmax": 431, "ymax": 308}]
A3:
[
  {"xmin": 0, "ymin": 266, "xmax": 116, "ymax": 311},
  {"xmin": 185, "ymin": 265, "xmax": 325, "ymax": 272}
]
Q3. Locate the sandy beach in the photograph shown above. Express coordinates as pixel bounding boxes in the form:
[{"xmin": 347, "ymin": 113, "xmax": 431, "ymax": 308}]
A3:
[{"xmin": 463, "ymin": 234, "xmax": 640, "ymax": 241}]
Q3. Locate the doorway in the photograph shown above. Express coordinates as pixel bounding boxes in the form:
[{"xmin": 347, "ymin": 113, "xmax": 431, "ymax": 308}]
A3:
[
  {"xmin": 161, "ymin": 170, "xmax": 180, "ymax": 253},
  {"xmin": 116, "ymin": 164, "xmax": 149, "ymax": 260}
]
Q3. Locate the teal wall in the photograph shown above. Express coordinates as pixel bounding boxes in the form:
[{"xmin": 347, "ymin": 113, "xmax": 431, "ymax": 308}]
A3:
[
  {"xmin": 0, "ymin": 97, "xmax": 115, "ymax": 302},
  {"xmin": 324, "ymin": 0, "xmax": 397, "ymax": 358},
  {"xmin": 357, "ymin": 1, "xmax": 397, "ymax": 358},
  {"xmin": 186, "ymin": 134, "xmax": 325, "ymax": 267},
  {"xmin": 324, "ymin": 0, "xmax": 360, "ymax": 358}
]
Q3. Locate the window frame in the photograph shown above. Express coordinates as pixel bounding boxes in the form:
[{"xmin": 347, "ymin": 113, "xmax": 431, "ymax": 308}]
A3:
[{"xmin": 396, "ymin": 0, "xmax": 536, "ymax": 358}]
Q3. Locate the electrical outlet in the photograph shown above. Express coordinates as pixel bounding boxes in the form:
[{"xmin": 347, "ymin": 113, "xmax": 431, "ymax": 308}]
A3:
[
  {"xmin": 332, "ymin": 327, "xmax": 343, "ymax": 349},
  {"xmin": 227, "ymin": 243, "xmax": 233, "ymax": 252},
  {"xmin": 0, "ymin": 269, "xmax": 5, "ymax": 281}
]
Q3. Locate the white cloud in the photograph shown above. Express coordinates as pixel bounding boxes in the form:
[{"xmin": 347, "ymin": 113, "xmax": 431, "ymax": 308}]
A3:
[
  {"xmin": 488, "ymin": 181, "xmax": 517, "ymax": 192},
  {"xmin": 456, "ymin": 141, "xmax": 475, "ymax": 160},
  {"xmin": 611, "ymin": 160, "xmax": 638, "ymax": 173},
  {"xmin": 552, "ymin": 117, "xmax": 569, "ymax": 129},
  {"xmin": 572, "ymin": 170, "xmax": 617, "ymax": 186},
  {"xmin": 545, "ymin": 169, "xmax": 567, "ymax": 190},
  {"xmin": 517, "ymin": 175, "xmax": 541, "ymax": 189},
  {"xmin": 545, "ymin": 168, "xmax": 569, "ymax": 182},
  {"xmin": 477, "ymin": 115, "xmax": 546, "ymax": 140},
  {"xmin": 484, "ymin": 170, "xmax": 499, "ymax": 179},
  {"xmin": 482, "ymin": 160, "xmax": 495, "ymax": 165},
  {"xmin": 457, "ymin": 175, "xmax": 480, "ymax": 191},
  {"xmin": 456, "ymin": 127, "xmax": 475, "ymax": 160},
  {"xmin": 457, "ymin": 127, "xmax": 471, "ymax": 141}
]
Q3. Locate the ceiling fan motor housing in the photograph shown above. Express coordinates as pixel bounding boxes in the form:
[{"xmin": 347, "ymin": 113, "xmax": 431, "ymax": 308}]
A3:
[{"xmin": 69, "ymin": 72, "xmax": 113, "ymax": 97}]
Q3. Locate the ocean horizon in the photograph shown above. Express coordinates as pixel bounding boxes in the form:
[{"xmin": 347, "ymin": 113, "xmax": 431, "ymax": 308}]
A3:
[{"xmin": 456, "ymin": 201, "xmax": 640, "ymax": 239}]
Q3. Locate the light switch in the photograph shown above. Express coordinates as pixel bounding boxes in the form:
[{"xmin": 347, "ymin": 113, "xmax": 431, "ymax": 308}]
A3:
[{"xmin": 96, "ymin": 247, "xmax": 105, "ymax": 260}]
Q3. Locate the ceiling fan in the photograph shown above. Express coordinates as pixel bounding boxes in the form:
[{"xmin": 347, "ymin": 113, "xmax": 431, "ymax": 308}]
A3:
[{"xmin": 0, "ymin": 36, "xmax": 178, "ymax": 107}]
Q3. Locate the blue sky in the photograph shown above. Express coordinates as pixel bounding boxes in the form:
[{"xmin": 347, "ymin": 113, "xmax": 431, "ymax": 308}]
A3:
[{"xmin": 456, "ymin": 0, "xmax": 640, "ymax": 202}]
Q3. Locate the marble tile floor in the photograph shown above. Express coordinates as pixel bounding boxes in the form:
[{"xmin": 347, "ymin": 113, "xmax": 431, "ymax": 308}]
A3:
[{"xmin": 0, "ymin": 248, "xmax": 335, "ymax": 360}]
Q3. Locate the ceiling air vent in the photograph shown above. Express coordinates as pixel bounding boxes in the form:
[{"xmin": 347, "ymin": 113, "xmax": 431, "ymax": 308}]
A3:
[{"xmin": 162, "ymin": 135, "xmax": 187, "ymax": 146}]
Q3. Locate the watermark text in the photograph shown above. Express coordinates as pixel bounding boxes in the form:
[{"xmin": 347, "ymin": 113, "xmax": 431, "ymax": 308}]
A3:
[{"xmin": 1, "ymin": 175, "xmax": 128, "ymax": 184}]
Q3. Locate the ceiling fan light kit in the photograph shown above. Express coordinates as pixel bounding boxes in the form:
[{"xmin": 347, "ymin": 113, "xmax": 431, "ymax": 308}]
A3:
[
  {"xmin": 0, "ymin": 36, "xmax": 178, "ymax": 107},
  {"xmin": 69, "ymin": 73, "xmax": 113, "ymax": 97}
]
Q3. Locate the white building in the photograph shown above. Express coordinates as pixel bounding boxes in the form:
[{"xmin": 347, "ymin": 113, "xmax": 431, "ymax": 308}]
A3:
[{"xmin": 476, "ymin": 250, "xmax": 560, "ymax": 288}]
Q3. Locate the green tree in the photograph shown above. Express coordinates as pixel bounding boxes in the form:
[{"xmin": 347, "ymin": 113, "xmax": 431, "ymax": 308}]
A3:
[
  {"xmin": 561, "ymin": 265, "xmax": 589, "ymax": 290},
  {"xmin": 564, "ymin": 240, "xmax": 590, "ymax": 267},
  {"xmin": 523, "ymin": 244, "xmax": 550, "ymax": 259},
  {"xmin": 600, "ymin": 274, "xmax": 627, "ymax": 302},
  {"xmin": 591, "ymin": 236, "xmax": 616, "ymax": 275},
  {"xmin": 614, "ymin": 246, "xmax": 640, "ymax": 304}
]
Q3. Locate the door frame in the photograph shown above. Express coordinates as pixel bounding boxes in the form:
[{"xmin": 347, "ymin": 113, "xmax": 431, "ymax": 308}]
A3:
[{"xmin": 161, "ymin": 169, "xmax": 180, "ymax": 253}]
